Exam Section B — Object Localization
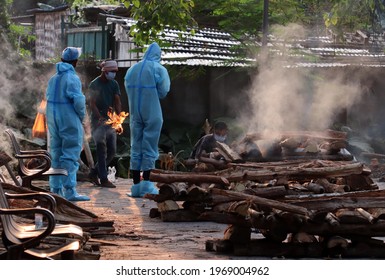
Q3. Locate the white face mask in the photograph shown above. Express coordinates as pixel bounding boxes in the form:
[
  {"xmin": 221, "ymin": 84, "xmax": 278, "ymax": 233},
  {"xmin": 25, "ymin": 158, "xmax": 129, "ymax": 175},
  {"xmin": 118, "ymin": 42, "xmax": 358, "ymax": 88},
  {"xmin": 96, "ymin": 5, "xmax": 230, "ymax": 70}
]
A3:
[
  {"xmin": 105, "ymin": 72, "xmax": 116, "ymax": 80},
  {"xmin": 214, "ymin": 134, "xmax": 227, "ymax": 143}
]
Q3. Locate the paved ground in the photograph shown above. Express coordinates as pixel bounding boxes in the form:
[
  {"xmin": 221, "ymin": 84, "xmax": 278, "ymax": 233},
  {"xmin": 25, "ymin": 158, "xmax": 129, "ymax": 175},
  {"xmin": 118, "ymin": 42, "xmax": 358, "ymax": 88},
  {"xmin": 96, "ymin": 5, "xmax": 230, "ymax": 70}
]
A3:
[{"xmin": 73, "ymin": 177, "xmax": 259, "ymax": 260}]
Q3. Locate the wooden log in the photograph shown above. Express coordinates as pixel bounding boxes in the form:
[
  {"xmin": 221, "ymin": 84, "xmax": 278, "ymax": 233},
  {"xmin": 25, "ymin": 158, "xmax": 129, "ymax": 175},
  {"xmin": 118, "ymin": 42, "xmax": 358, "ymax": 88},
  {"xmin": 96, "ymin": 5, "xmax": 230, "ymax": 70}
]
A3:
[
  {"xmin": 315, "ymin": 178, "xmax": 350, "ymax": 193},
  {"xmin": 343, "ymin": 173, "xmax": 377, "ymax": 191},
  {"xmin": 231, "ymin": 238, "xmax": 325, "ymax": 258},
  {"xmin": 355, "ymin": 207, "xmax": 375, "ymax": 224},
  {"xmin": 288, "ymin": 232, "xmax": 318, "ymax": 243},
  {"xmin": 305, "ymin": 182, "xmax": 325, "ymax": 194},
  {"xmin": 210, "ymin": 188, "xmax": 313, "ymax": 218},
  {"xmin": 212, "ymin": 200, "xmax": 251, "ymax": 217},
  {"xmin": 150, "ymin": 172, "xmax": 230, "ymax": 185},
  {"xmin": 223, "ymin": 225, "xmax": 251, "ymax": 244},
  {"xmin": 215, "ymin": 142, "xmax": 243, "ymax": 162},
  {"xmin": 157, "ymin": 200, "xmax": 180, "ymax": 212},
  {"xmin": 205, "ymin": 239, "xmax": 233, "ymax": 254},
  {"xmin": 243, "ymin": 185, "xmax": 288, "ymax": 199},
  {"xmin": 286, "ymin": 196, "xmax": 385, "ymax": 213},
  {"xmin": 160, "ymin": 209, "xmax": 199, "ymax": 222},
  {"xmin": 184, "ymin": 185, "xmax": 211, "ymax": 202},
  {"xmin": 228, "ymin": 161, "xmax": 363, "ymax": 183},
  {"xmin": 325, "ymin": 212, "xmax": 340, "ymax": 227},
  {"xmin": 198, "ymin": 211, "xmax": 251, "ymax": 226},
  {"xmin": 367, "ymin": 208, "xmax": 385, "ymax": 221}
]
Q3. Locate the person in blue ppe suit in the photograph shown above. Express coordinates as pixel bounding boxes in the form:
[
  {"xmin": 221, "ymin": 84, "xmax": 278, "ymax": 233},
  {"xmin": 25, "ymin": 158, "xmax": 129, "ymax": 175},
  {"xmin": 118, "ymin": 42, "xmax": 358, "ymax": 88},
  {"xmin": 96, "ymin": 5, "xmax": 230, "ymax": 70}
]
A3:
[
  {"xmin": 124, "ymin": 42, "xmax": 171, "ymax": 197},
  {"xmin": 45, "ymin": 47, "xmax": 90, "ymax": 201}
]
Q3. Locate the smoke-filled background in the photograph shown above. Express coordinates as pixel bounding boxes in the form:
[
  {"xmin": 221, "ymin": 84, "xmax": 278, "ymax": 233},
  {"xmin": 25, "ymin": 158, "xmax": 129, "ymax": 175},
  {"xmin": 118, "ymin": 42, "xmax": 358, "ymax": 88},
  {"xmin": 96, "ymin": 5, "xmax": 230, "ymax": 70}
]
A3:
[
  {"xmin": 0, "ymin": 34, "xmax": 54, "ymax": 156},
  {"xmin": 241, "ymin": 24, "xmax": 365, "ymax": 138}
]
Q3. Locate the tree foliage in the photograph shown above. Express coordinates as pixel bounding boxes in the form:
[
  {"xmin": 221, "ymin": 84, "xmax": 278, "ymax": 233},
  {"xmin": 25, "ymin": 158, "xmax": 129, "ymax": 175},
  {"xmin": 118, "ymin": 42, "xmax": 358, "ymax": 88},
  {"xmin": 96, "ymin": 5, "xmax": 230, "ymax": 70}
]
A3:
[{"xmin": 123, "ymin": 0, "xmax": 197, "ymax": 47}]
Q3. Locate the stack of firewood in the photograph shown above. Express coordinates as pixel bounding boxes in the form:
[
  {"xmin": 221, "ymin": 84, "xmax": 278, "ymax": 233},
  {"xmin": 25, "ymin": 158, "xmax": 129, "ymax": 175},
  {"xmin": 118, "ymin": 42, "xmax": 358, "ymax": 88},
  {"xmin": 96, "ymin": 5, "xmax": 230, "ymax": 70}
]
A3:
[{"xmin": 147, "ymin": 130, "xmax": 385, "ymax": 258}]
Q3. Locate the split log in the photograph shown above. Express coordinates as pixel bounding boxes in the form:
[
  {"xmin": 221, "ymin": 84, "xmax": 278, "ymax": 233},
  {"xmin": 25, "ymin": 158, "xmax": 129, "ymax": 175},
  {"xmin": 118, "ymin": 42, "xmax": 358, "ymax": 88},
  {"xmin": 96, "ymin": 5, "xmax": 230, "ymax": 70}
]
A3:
[
  {"xmin": 223, "ymin": 225, "xmax": 251, "ymax": 244},
  {"xmin": 212, "ymin": 200, "xmax": 251, "ymax": 217},
  {"xmin": 305, "ymin": 182, "xmax": 325, "ymax": 194},
  {"xmin": 210, "ymin": 188, "xmax": 313, "ymax": 217},
  {"xmin": 325, "ymin": 212, "xmax": 340, "ymax": 227},
  {"xmin": 157, "ymin": 182, "xmax": 189, "ymax": 201},
  {"xmin": 343, "ymin": 173, "xmax": 377, "ymax": 191},
  {"xmin": 243, "ymin": 185, "xmax": 288, "ymax": 198},
  {"xmin": 160, "ymin": 209, "xmax": 199, "ymax": 222},
  {"xmin": 231, "ymin": 238, "xmax": 325, "ymax": 258},
  {"xmin": 157, "ymin": 200, "xmax": 180, "ymax": 212},
  {"xmin": 288, "ymin": 232, "xmax": 318, "ymax": 243},
  {"xmin": 150, "ymin": 172, "xmax": 230, "ymax": 185},
  {"xmin": 355, "ymin": 207, "xmax": 375, "ymax": 224},
  {"xmin": 286, "ymin": 196, "xmax": 385, "ymax": 213},
  {"xmin": 198, "ymin": 211, "xmax": 251, "ymax": 226},
  {"xmin": 243, "ymin": 162, "xmax": 363, "ymax": 182},
  {"xmin": 367, "ymin": 208, "xmax": 385, "ymax": 221},
  {"xmin": 215, "ymin": 142, "xmax": 243, "ymax": 162},
  {"xmin": 314, "ymin": 178, "xmax": 350, "ymax": 193}
]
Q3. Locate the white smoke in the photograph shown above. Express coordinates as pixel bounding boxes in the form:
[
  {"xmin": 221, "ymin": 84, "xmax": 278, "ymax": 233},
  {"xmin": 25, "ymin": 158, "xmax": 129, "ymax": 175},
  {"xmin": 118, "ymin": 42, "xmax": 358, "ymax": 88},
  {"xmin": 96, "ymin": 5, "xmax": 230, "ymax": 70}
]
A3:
[{"xmin": 244, "ymin": 24, "xmax": 364, "ymax": 137}]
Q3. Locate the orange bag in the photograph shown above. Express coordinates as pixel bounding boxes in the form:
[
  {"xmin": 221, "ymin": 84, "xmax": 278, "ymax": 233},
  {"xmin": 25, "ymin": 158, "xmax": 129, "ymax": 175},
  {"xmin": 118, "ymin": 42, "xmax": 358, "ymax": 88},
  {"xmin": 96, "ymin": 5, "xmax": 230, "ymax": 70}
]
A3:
[{"xmin": 32, "ymin": 99, "xmax": 47, "ymax": 139}]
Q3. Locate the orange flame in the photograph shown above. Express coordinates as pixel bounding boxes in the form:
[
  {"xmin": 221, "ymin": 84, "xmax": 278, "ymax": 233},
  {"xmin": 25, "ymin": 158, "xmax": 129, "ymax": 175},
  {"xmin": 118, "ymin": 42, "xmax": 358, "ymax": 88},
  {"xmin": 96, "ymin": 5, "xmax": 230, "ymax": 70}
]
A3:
[{"xmin": 105, "ymin": 111, "xmax": 129, "ymax": 135}]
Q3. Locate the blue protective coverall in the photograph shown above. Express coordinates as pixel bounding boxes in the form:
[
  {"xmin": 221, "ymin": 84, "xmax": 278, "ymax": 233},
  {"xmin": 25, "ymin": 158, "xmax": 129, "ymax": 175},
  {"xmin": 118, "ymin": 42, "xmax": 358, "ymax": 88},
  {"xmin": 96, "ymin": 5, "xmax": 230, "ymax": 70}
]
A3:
[
  {"xmin": 46, "ymin": 61, "xmax": 89, "ymax": 201},
  {"xmin": 124, "ymin": 42, "xmax": 171, "ymax": 197}
]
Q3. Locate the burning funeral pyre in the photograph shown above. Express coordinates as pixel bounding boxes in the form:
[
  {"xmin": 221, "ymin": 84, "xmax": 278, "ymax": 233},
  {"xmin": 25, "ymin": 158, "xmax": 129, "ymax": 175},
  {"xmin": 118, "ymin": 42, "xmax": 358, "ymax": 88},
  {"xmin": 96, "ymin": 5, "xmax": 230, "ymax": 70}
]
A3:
[{"xmin": 146, "ymin": 129, "xmax": 385, "ymax": 258}]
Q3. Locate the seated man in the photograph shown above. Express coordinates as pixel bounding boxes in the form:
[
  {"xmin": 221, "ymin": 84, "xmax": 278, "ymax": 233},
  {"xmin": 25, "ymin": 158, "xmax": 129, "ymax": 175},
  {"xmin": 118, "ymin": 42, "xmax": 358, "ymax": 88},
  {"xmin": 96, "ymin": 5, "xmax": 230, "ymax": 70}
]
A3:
[{"xmin": 189, "ymin": 121, "xmax": 229, "ymax": 171}]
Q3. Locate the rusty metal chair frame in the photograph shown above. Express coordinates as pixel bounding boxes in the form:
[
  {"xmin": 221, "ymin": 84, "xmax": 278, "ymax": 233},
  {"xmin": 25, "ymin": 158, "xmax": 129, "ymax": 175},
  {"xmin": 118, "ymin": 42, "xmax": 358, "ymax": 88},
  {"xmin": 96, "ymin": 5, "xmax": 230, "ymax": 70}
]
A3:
[
  {"xmin": 4, "ymin": 129, "xmax": 68, "ymax": 189},
  {"xmin": 0, "ymin": 182, "xmax": 84, "ymax": 259}
]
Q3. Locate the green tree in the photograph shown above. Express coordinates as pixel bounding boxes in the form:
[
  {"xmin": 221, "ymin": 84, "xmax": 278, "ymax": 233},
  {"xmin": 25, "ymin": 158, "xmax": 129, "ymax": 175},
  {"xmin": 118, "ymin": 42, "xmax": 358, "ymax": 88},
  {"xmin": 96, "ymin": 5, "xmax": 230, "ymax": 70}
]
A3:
[
  {"xmin": 0, "ymin": 0, "xmax": 12, "ymax": 30},
  {"xmin": 123, "ymin": 0, "xmax": 197, "ymax": 47},
  {"xmin": 324, "ymin": 0, "xmax": 385, "ymax": 34}
]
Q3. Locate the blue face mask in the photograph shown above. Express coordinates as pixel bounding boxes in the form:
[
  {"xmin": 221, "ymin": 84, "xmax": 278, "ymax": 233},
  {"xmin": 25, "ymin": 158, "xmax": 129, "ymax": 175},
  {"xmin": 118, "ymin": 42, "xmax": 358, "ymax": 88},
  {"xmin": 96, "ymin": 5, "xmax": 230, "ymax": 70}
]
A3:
[
  {"xmin": 105, "ymin": 72, "xmax": 116, "ymax": 80},
  {"xmin": 214, "ymin": 134, "xmax": 227, "ymax": 143}
]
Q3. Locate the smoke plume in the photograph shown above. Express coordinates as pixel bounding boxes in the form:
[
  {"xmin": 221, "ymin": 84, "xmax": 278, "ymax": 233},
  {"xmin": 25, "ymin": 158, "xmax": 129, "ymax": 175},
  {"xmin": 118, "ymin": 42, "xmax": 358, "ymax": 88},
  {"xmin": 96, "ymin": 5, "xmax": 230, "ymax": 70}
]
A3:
[{"xmin": 244, "ymin": 24, "xmax": 364, "ymax": 137}]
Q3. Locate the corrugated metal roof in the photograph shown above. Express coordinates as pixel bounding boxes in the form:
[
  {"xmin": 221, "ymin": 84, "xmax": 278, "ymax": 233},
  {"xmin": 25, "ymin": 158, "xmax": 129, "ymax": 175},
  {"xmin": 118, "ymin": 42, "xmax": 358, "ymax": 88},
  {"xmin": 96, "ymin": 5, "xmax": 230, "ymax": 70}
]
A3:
[
  {"xmin": 108, "ymin": 17, "xmax": 248, "ymax": 67},
  {"xmin": 108, "ymin": 16, "xmax": 385, "ymax": 68}
]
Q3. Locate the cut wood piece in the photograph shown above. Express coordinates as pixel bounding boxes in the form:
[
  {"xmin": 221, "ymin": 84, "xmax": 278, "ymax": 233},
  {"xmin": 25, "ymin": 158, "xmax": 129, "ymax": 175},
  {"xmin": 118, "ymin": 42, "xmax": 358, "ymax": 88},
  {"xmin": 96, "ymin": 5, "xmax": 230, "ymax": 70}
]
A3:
[
  {"xmin": 157, "ymin": 182, "xmax": 189, "ymax": 201},
  {"xmin": 160, "ymin": 209, "xmax": 199, "ymax": 222},
  {"xmin": 231, "ymin": 239, "xmax": 325, "ymax": 258},
  {"xmin": 186, "ymin": 185, "xmax": 210, "ymax": 202},
  {"xmin": 287, "ymin": 196, "xmax": 385, "ymax": 213},
  {"xmin": 227, "ymin": 200, "xmax": 251, "ymax": 217},
  {"xmin": 150, "ymin": 172, "xmax": 230, "ymax": 185},
  {"xmin": 335, "ymin": 209, "xmax": 371, "ymax": 224},
  {"xmin": 368, "ymin": 208, "xmax": 385, "ymax": 220},
  {"xmin": 215, "ymin": 141, "xmax": 243, "ymax": 162},
  {"xmin": 198, "ymin": 211, "xmax": 251, "ymax": 226},
  {"xmin": 240, "ymin": 162, "xmax": 364, "ymax": 182},
  {"xmin": 205, "ymin": 239, "xmax": 233, "ymax": 253},
  {"xmin": 326, "ymin": 235, "xmax": 349, "ymax": 249},
  {"xmin": 288, "ymin": 232, "xmax": 318, "ymax": 243},
  {"xmin": 355, "ymin": 207, "xmax": 375, "ymax": 224},
  {"xmin": 315, "ymin": 178, "xmax": 350, "ymax": 193},
  {"xmin": 325, "ymin": 212, "xmax": 340, "ymax": 227},
  {"xmin": 243, "ymin": 185, "xmax": 288, "ymax": 199},
  {"xmin": 210, "ymin": 188, "xmax": 313, "ymax": 218},
  {"xmin": 305, "ymin": 182, "xmax": 325, "ymax": 194},
  {"xmin": 157, "ymin": 200, "xmax": 180, "ymax": 212},
  {"xmin": 223, "ymin": 225, "xmax": 251, "ymax": 244},
  {"xmin": 343, "ymin": 173, "xmax": 377, "ymax": 191}
]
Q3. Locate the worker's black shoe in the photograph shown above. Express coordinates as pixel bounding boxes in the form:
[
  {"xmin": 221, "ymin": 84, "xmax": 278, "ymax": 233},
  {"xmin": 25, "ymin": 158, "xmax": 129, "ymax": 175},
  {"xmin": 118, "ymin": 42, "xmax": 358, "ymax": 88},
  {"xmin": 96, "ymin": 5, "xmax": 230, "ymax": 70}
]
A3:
[
  {"xmin": 88, "ymin": 171, "xmax": 100, "ymax": 185},
  {"xmin": 100, "ymin": 179, "xmax": 116, "ymax": 188}
]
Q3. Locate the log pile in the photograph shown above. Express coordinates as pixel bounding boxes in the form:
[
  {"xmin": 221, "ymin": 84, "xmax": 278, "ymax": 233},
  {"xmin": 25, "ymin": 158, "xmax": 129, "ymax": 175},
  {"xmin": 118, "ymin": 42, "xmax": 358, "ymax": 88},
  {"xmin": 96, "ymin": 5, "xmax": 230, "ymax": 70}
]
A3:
[{"xmin": 147, "ymin": 130, "xmax": 385, "ymax": 258}]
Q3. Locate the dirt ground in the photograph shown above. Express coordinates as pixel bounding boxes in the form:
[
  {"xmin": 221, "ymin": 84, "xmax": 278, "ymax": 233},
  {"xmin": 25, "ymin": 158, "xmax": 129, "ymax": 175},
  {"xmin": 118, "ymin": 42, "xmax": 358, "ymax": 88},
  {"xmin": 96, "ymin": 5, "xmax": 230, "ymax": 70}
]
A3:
[{"xmin": 73, "ymin": 177, "xmax": 263, "ymax": 260}]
